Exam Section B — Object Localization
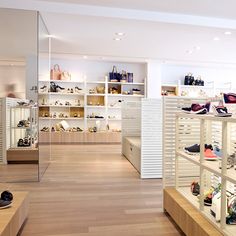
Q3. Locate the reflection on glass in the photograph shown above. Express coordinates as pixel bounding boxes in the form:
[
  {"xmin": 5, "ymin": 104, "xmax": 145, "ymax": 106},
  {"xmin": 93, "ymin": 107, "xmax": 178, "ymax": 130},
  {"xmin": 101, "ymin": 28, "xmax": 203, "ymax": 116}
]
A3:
[
  {"xmin": 38, "ymin": 14, "xmax": 51, "ymax": 179},
  {"xmin": 0, "ymin": 8, "xmax": 39, "ymax": 182}
]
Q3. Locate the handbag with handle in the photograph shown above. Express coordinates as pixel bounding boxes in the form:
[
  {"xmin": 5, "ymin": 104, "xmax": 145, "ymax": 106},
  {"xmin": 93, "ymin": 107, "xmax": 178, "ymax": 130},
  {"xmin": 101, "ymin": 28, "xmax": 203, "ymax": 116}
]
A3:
[
  {"xmin": 109, "ymin": 66, "xmax": 121, "ymax": 82},
  {"xmin": 50, "ymin": 64, "xmax": 61, "ymax": 80},
  {"xmin": 60, "ymin": 71, "xmax": 71, "ymax": 81}
]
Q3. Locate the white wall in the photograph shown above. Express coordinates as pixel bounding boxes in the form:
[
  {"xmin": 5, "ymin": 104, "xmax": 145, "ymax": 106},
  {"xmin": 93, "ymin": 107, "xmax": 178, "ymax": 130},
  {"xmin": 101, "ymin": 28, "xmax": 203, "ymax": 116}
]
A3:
[
  {"xmin": 146, "ymin": 60, "xmax": 162, "ymax": 98},
  {"xmin": 161, "ymin": 64, "xmax": 236, "ymax": 88},
  {"xmin": 0, "ymin": 65, "xmax": 25, "ymax": 98},
  {"xmin": 51, "ymin": 57, "xmax": 146, "ymax": 83}
]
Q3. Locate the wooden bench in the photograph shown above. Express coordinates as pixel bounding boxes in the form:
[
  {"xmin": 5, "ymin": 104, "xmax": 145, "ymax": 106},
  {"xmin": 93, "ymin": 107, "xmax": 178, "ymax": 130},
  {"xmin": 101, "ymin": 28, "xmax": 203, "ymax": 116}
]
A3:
[{"xmin": 0, "ymin": 192, "xmax": 29, "ymax": 236}]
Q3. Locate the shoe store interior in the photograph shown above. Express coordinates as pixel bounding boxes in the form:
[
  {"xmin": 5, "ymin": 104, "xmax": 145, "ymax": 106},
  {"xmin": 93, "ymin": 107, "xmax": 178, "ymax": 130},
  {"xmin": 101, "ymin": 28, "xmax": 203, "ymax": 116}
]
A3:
[{"xmin": 1, "ymin": 1, "xmax": 236, "ymax": 236}]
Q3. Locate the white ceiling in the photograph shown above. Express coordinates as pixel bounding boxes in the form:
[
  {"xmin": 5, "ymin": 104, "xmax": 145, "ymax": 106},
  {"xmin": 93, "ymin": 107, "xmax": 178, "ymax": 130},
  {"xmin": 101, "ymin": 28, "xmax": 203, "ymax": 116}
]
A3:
[
  {"xmin": 1, "ymin": 0, "xmax": 236, "ymax": 65},
  {"xmin": 39, "ymin": 0, "xmax": 236, "ymax": 20}
]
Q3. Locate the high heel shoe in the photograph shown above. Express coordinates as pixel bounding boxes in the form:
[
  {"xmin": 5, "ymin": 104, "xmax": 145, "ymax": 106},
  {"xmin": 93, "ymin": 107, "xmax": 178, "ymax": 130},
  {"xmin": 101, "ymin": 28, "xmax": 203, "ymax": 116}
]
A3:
[{"xmin": 75, "ymin": 86, "xmax": 82, "ymax": 93}]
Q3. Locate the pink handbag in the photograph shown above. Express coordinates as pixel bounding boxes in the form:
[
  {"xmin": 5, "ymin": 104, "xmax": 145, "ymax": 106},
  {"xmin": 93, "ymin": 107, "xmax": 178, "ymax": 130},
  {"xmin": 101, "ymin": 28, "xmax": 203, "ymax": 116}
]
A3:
[{"xmin": 50, "ymin": 64, "xmax": 61, "ymax": 80}]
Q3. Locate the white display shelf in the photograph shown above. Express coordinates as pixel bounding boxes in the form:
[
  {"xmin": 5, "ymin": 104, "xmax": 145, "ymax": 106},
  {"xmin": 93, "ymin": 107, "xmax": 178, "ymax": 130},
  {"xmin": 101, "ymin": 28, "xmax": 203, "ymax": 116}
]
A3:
[
  {"xmin": 38, "ymin": 92, "xmax": 84, "ymax": 96},
  {"xmin": 177, "ymin": 150, "xmax": 200, "ymax": 166},
  {"xmin": 39, "ymin": 105, "xmax": 84, "ymax": 108},
  {"xmin": 86, "ymin": 105, "xmax": 105, "ymax": 108},
  {"xmin": 86, "ymin": 94, "xmax": 105, "ymax": 96},
  {"xmin": 108, "ymin": 82, "xmax": 144, "ymax": 85},
  {"xmin": 86, "ymin": 81, "xmax": 106, "ymax": 84},
  {"xmin": 107, "ymin": 94, "xmax": 144, "ymax": 97},
  {"xmin": 175, "ymin": 112, "xmax": 236, "ymax": 235},
  {"xmin": 108, "ymin": 106, "xmax": 121, "ymax": 109},
  {"xmin": 39, "ymin": 117, "xmax": 84, "ymax": 120},
  {"xmin": 87, "ymin": 118, "xmax": 105, "ymax": 121},
  {"xmin": 39, "ymin": 80, "xmax": 84, "ymax": 84},
  {"xmin": 202, "ymin": 161, "xmax": 222, "ymax": 176},
  {"xmin": 107, "ymin": 118, "xmax": 121, "ymax": 121},
  {"xmin": 177, "ymin": 187, "xmax": 223, "ymax": 234}
]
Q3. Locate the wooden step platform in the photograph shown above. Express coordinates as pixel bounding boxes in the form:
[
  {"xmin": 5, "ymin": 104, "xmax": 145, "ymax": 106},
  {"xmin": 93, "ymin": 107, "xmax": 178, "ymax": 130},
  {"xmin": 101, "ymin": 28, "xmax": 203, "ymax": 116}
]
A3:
[
  {"xmin": 0, "ymin": 192, "xmax": 29, "ymax": 236},
  {"xmin": 164, "ymin": 188, "xmax": 223, "ymax": 236}
]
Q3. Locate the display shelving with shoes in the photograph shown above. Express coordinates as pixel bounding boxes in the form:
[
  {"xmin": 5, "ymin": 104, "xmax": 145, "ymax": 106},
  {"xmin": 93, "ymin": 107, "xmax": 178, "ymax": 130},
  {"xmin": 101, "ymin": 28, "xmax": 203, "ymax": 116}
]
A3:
[
  {"xmin": 164, "ymin": 107, "xmax": 236, "ymax": 236},
  {"xmin": 38, "ymin": 60, "xmax": 146, "ymax": 143},
  {"xmin": 7, "ymin": 104, "xmax": 39, "ymax": 163}
]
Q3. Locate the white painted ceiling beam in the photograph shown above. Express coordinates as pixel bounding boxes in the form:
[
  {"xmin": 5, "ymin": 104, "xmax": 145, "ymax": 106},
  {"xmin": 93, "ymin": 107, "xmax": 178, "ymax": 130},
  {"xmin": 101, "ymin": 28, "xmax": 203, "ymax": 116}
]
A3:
[{"xmin": 1, "ymin": 0, "xmax": 236, "ymax": 29}]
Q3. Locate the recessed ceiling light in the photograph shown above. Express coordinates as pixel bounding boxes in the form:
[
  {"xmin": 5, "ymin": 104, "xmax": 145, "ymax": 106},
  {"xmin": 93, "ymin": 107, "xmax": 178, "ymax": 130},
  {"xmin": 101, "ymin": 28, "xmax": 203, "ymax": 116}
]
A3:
[
  {"xmin": 224, "ymin": 31, "xmax": 232, "ymax": 35},
  {"xmin": 113, "ymin": 38, "xmax": 122, "ymax": 41},
  {"xmin": 83, "ymin": 55, "xmax": 88, "ymax": 59},
  {"xmin": 213, "ymin": 37, "xmax": 220, "ymax": 41},
  {"xmin": 186, "ymin": 50, "xmax": 193, "ymax": 54},
  {"xmin": 115, "ymin": 32, "xmax": 125, "ymax": 36}
]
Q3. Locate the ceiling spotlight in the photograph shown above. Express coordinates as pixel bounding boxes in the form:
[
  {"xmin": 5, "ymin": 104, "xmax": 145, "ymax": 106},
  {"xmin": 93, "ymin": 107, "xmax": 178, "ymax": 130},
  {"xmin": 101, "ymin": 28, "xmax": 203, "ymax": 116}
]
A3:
[
  {"xmin": 213, "ymin": 37, "xmax": 220, "ymax": 41},
  {"xmin": 224, "ymin": 31, "xmax": 232, "ymax": 35},
  {"xmin": 113, "ymin": 38, "xmax": 122, "ymax": 41},
  {"xmin": 186, "ymin": 50, "xmax": 193, "ymax": 54},
  {"xmin": 83, "ymin": 55, "xmax": 88, "ymax": 59},
  {"xmin": 115, "ymin": 32, "xmax": 125, "ymax": 36}
]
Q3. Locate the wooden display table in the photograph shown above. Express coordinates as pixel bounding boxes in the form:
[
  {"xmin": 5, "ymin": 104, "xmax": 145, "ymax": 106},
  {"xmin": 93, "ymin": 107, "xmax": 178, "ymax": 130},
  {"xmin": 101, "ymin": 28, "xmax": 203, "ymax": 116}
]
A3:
[
  {"xmin": 7, "ymin": 148, "xmax": 39, "ymax": 164},
  {"xmin": 164, "ymin": 188, "xmax": 223, "ymax": 236},
  {"xmin": 39, "ymin": 131, "xmax": 121, "ymax": 143},
  {"xmin": 0, "ymin": 192, "xmax": 29, "ymax": 236}
]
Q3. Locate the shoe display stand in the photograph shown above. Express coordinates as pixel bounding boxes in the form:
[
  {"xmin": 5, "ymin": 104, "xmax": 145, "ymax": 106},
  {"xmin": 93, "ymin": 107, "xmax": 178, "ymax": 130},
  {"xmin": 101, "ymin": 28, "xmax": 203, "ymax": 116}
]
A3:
[
  {"xmin": 122, "ymin": 98, "xmax": 162, "ymax": 178},
  {"xmin": 163, "ymin": 96, "xmax": 236, "ymax": 236},
  {"xmin": 7, "ymin": 105, "xmax": 38, "ymax": 163},
  {"xmin": 0, "ymin": 191, "xmax": 29, "ymax": 236},
  {"xmin": 162, "ymin": 80, "xmax": 233, "ymax": 98},
  {"xmin": 0, "ymin": 98, "xmax": 37, "ymax": 165},
  {"xmin": 38, "ymin": 76, "xmax": 145, "ymax": 144}
]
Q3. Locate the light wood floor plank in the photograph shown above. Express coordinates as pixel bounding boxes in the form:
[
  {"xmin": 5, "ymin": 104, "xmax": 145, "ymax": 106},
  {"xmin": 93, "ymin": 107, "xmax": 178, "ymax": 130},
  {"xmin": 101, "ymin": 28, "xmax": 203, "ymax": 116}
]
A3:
[{"xmin": 0, "ymin": 144, "xmax": 183, "ymax": 236}]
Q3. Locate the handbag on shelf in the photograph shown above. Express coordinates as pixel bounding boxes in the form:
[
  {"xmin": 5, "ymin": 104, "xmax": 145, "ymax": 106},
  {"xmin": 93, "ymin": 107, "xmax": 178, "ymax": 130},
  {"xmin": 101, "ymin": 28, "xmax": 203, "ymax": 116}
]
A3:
[
  {"xmin": 60, "ymin": 71, "xmax": 71, "ymax": 81},
  {"xmin": 96, "ymin": 86, "xmax": 105, "ymax": 94},
  {"xmin": 109, "ymin": 66, "xmax": 121, "ymax": 82},
  {"xmin": 50, "ymin": 64, "xmax": 61, "ymax": 80},
  {"xmin": 127, "ymin": 72, "xmax": 133, "ymax": 83},
  {"xmin": 120, "ymin": 71, "xmax": 127, "ymax": 83}
]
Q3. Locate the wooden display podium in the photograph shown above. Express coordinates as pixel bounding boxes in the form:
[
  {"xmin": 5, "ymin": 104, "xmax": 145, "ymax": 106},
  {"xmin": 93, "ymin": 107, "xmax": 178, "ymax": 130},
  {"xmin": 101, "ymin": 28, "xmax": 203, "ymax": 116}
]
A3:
[
  {"xmin": 0, "ymin": 192, "xmax": 29, "ymax": 236},
  {"xmin": 164, "ymin": 188, "xmax": 223, "ymax": 236}
]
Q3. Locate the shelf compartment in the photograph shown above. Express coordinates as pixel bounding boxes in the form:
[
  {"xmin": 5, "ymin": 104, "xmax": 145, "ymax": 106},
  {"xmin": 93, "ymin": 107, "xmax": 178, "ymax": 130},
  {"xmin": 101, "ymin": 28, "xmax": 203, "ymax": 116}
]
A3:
[{"xmin": 87, "ymin": 95, "xmax": 105, "ymax": 106}]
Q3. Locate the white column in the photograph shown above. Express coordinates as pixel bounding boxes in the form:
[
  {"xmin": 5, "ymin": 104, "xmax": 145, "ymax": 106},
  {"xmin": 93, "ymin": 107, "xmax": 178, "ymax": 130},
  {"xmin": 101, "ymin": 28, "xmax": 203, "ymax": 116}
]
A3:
[{"xmin": 146, "ymin": 60, "xmax": 162, "ymax": 99}]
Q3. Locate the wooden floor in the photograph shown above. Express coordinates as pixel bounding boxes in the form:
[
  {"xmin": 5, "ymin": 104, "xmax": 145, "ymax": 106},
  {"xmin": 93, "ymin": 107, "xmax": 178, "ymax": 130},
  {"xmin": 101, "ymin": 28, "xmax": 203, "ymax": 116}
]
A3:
[{"xmin": 0, "ymin": 145, "xmax": 183, "ymax": 236}]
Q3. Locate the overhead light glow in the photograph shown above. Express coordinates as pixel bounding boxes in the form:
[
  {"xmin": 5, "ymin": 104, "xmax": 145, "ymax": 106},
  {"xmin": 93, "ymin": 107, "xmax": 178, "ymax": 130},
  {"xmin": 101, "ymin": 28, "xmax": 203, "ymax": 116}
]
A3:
[
  {"xmin": 47, "ymin": 34, "xmax": 55, "ymax": 38},
  {"xmin": 194, "ymin": 46, "xmax": 201, "ymax": 50},
  {"xmin": 224, "ymin": 31, "xmax": 232, "ymax": 35},
  {"xmin": 186, "ymin": 50, "xmax": 193, "ymax": 54},
  {"xmin": 83, "ymin": 55, "xmax": 88, "ymax": 59},
  {"xmin": 113, "ymin": 38, "xmax": 122, "ymax": 41},
  {"xmin": 213, "ymin": 37, "xmax": 220, "ymax": 41},
  {"xmin": 115, "ymin": 32, "xmax": 125, "ymax": 36}
]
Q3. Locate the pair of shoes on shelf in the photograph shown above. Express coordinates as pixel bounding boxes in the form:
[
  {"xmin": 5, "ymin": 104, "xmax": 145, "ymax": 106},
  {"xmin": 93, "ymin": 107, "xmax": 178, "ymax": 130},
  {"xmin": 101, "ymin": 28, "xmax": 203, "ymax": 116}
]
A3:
[
  {"xmin": 17, "ymin": 120, "xmax": 30, "ymax": 127},
  {"xmin": 41, "ymin": 127, "xmax": 50, "ymax": 132},
  {"xmin": 182, "ymin": 102, "xmax": 210, "ymax": 115},
  {"xmin": 89, "ymin": 127, "xmax": 97, "ymax": 132},
  {"xmin": 212, "ymin": 105, "xmax": 232, "ymax": 117},
  {"xmin": 0, "ymin": 191, "xmax": 13, "ymax": 209},
  {"xmin": 75, "ymin": 86, "xmax": 82, "ymax": 93},
  {"xmin": 218, "ymin": 153, "xmax": 236, "ymax": 169},
  {"xmin": 17, "ymin": 137, "xmax": 31, "ymax": 147}
]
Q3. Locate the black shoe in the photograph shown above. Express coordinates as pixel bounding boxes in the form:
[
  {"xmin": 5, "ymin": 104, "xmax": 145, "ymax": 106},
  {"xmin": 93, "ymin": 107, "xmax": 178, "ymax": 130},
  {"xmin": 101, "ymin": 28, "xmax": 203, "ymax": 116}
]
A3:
[
  {"xmin": 191, "ymin": 182, "xmax": 200, "ymax": 196},
  {"xmin": 0, "ymin": 199, "xmax": 11, "ymax": 209},
  {"xmin": 184, "ymin": 144, "xmax": 200, "ymax": 153},
  {"xmin": 205, "ymin": 144, "xmax": 213, "ymax": 150}
]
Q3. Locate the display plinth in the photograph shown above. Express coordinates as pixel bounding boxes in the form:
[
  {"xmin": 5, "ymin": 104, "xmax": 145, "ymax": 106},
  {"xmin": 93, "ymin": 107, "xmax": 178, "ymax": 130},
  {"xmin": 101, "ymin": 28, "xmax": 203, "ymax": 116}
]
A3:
[
  {"xmin": 164, "ymin": 188, "xmax": 223, "ymax": 236},
  {"xmin": 0, "ymin": 191, "xmax": 29, "ymax": 236}
]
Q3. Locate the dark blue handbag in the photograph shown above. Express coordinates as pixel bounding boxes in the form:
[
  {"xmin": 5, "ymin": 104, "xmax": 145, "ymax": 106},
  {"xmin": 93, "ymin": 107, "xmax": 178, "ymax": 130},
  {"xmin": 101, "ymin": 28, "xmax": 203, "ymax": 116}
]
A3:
[{"xmin": 109, "ymin": 66, "xmax": 121, "ymax": 82}]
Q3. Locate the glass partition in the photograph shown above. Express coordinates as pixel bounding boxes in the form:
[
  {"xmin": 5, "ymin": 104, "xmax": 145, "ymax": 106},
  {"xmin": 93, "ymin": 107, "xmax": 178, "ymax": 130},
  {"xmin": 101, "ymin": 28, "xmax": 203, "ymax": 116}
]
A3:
[
  {"xmin": 0, "ymin": 8, "xmax": 49, "ymax": 182},
  {"xmin": 38, "ymin": 14, "xmax": 51, "ymax": 180}
]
